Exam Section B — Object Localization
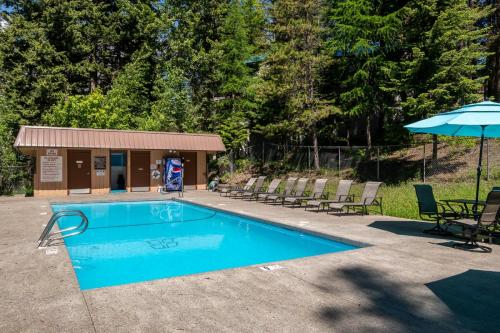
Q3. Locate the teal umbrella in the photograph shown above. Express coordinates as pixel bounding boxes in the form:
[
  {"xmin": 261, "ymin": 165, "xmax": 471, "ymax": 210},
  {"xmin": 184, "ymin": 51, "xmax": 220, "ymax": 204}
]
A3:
[{"xmin": 405, "ymin": 101, "xmax": 500, "ymax": 213}]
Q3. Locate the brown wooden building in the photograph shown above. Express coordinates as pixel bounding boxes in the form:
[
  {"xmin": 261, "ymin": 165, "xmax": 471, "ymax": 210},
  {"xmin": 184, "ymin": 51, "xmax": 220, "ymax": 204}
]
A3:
[{"xmin": 14, "ymin": 126, "xmax": 225, "ymax": 196}]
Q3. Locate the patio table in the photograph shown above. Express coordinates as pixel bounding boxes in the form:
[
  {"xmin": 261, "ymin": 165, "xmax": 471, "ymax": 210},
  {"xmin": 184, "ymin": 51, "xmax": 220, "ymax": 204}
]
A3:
[{"xmin": 441, "ymin": 199, "xmax": 486, "ymax": 219}]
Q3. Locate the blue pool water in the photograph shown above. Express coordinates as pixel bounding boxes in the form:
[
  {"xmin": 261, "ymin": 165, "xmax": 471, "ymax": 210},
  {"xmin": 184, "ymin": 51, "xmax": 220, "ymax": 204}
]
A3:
[{"xmin": 52, "ymin": 200, "xmax": 358, "ymax": 290}]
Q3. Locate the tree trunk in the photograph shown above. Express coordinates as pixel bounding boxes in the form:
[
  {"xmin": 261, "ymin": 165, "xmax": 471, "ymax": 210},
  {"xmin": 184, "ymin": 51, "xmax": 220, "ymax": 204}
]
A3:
[
  {"xmin": 229, "ymin": 149, "xmax": 235, "ymax": 174},
  {"xmin": 312, "ymin": 124, "xmax": 320, "ymax": 170},
  {"xmin": 492, "ymin": 38, "xmax": 500, "ymax": 101},
  {"xmin": 432, "ymin": 134, "xmax": 438, "ymax": 169},
  {"xmin": 366, "ymin": 114, "xmax": 372, "ymax": 147},
  {"xmin": 490, "ymin": 4, "xmax": 500, "ymax": 101}
]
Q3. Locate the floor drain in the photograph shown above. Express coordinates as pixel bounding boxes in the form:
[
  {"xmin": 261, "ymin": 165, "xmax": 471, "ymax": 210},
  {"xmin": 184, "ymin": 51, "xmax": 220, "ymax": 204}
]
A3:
[{"xmin": 259, "ymin": 264, "xmax": 284, "ymax": 271}]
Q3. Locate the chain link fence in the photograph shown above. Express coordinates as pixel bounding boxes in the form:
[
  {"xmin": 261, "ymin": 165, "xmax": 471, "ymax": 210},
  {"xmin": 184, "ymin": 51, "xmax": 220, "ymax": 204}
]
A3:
[
  {"xmin": 0, "ymin": 160, "xmax": 34, "ymax": 196},
  {"xmin": 226, "ymin": 139, "xmax": 500, "ymax": 184}
]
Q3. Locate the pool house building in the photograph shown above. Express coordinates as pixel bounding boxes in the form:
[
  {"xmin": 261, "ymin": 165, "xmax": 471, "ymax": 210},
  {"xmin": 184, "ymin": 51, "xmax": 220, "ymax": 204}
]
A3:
[{"xmin": 14, "ymin": 126, "xmax": 225, "ymax": 196}]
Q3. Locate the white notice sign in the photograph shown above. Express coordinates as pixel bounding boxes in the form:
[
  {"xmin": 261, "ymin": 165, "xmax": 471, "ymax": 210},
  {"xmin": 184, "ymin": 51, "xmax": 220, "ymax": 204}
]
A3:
[{"xmin": 41, "ymin": 156, "xmax": 63, "ymax": 182}]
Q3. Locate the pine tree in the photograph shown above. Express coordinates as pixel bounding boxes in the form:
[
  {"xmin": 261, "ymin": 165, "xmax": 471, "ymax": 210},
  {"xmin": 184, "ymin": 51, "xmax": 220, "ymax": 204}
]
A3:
[
  {"xmin": 260, "ymin": 0, "xmax": 332, "ymax": 169},
  {"xmin": 212, "ymin": 0, "xmax": 264, "ymax": 153},
  {"xmin": 326, "ymin": 0, "xmax": 405, "ymax": 147}
]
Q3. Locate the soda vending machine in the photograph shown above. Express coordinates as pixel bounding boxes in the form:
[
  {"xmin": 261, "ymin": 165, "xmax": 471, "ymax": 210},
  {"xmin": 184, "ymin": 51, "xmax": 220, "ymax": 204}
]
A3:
[{"xmin": 163, "ymin": 157, "xmax": 184, "ymax": 194}]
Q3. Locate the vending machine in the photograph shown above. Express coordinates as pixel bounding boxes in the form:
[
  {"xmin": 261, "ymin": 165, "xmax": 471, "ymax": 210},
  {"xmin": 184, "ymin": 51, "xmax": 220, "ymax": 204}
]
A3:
[{"xmin": 163, "ymin": 157, "xmax": 184, "ymax": 194}]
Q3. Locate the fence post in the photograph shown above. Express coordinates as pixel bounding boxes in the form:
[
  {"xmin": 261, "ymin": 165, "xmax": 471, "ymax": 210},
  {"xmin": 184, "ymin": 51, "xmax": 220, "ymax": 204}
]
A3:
[
  {"xmin": 422, "ymin": 144, "xmax": 426, "ymax": 183},
  {"xmin": 262, "ymin": 142, "xmax": 265, "ymax": 163},
  {"xmin": 486, "ymin": 138, "xmax": 490, "ymax": 181},
  {"xmin": 376, "ymin": 147, "xmax": 380, "ymax": 181},
  {"xmin": 338, "ymin": 147, "xmax": 341, "ymax": 177},
  {"xmin": 308, "ymin": 146, "xmax": 311, "ymax": 169}
]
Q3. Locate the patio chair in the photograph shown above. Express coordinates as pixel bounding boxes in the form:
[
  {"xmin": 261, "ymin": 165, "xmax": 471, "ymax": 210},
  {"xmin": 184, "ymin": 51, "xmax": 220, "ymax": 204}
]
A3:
[
  {"xmin": 263, "ymin": 177, "xmax": 298, "ymax": 204},
  {"xmin": 413, "ymin": 184, "xmax": 462, "ymax": 235},
  {"xmin": 242, "ymin": 178, "xmax": 281, "ymax": 200},
  {"xmin": 305, "ymin": 180, "xmax": 354, "ymax": 212},
  {"xmin": 219, "ymin": 177, "xmax": 256, "ymax": 197},
  {"xmin": 276, "ymin": 178, "xmax": 308, "ymax": 206},
  {"xmin": 328, "ymin": 181, "xmax": 383, "ymax": 215},
  {"xmin": 451, "ymin": 190, "xmax": 500, "ymax": 253},
  {"xmin": 231, "ymin": 176, "xmax": 266, "ymax": 198},
  {"xmin": 283, "ymin": 179, "xmax": 328, "ymax": 208}
]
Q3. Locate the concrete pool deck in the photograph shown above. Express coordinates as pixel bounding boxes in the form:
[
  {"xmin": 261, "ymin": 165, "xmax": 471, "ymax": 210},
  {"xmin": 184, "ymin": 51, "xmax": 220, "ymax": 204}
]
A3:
[{"xmin": 1, "ymin": 191, "xmax": 499, "ymax": 333}]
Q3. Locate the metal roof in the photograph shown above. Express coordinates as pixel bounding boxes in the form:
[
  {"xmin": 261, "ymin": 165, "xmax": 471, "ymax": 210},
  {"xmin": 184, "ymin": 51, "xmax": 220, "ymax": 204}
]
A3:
[{"xmin": 14, "ymin": 126, "xmax": 225, "ymax": 152}]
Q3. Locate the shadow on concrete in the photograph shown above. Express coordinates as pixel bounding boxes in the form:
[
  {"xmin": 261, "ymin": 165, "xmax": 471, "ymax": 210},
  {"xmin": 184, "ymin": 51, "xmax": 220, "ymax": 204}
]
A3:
[
  {"xmin": 368, "ymin": 220, "xmax": 457, "ymax": 240},
  {"xmin": 426, "ymin": 269, "xmax": 500, "ymax": 333},
  {"xmin": 315, "ymin": 265, "xmax": 468, "ymax": 332}
]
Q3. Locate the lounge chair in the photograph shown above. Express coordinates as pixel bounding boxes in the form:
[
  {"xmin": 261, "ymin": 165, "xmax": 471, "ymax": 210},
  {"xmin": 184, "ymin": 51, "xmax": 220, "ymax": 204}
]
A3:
[
  {"xmin": 231, "ymin": 176, "xmax": 266, "ymax": 198},
  {"xmin": 413, "ymin": 184, "xmax": 462, "ymax": 235},
  {"xmin": 242, "ymin": 178, "xmax": 281, "ymax": 200},
  {"xmin": 263, "ymin": 177, "xmax": 298, "ymax": 204},
  {"xmin": 328, "ymin": 181, "xmax": 383, "ymax": 215},
  {"xmin": 451, "ymin": 190, "xmax": 500, "ymax": 253},
  {"xmin": 277, "ymin": 177, "xmax": 308, "ymax": 206},
  {"xmin": 305, "ymin": 180, "xmax": 354, "ymax": 212},
  {"xmin": 283, "ymin": 179, "xmax": 328, "ymax": 208},
  {"xmin": 219, "ymin": 177, "xmax": 256, "ymax": 197}
]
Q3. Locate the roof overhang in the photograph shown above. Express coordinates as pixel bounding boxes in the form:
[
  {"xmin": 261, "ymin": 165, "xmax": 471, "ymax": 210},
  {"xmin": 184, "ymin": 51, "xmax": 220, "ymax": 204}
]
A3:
[{"xmin": 14, "ymin": 126, "xmax": 225, "ymax": 154}]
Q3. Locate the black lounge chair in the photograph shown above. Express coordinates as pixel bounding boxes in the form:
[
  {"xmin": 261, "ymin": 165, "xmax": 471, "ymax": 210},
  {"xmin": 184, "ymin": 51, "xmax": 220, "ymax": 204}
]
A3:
[
  {"xmin": 220, "ymin": 177, "xmax": 256, "ymax": 197},
  {"xmin": 413, "ymin": 184, "xmax": 462, "ymax": 235},
  {"xmin": 283, "ymin": 179, "xmax": 328, "ymax": 208},
  {"xmin": 328, "ymin": 181, "xmax": 383, "ymax": 215},
  {"xmin": 451, "ymin": 190, "xmax": 500, "ymax": 253},
  {"xmin": 263, "ymin": 177, "xmax": 298, "ymax": 204},
  {"xmin": 305, "ymin": 180, "xmax": 354, "ymax": 212},
  {"xmin": 242, "ymin": 178, "xmax": 281, "ymax": 200},
  {"xmin": 232, "ymin": 176, "xmax": 266, "ymax": 198}
]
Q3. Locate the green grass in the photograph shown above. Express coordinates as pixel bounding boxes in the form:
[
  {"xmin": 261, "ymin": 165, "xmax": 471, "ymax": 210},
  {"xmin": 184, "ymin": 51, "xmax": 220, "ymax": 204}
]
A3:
[
  {"xmin": 327, "ymin": 180, "xmax": 499, "ymax": 220},
  {"xmin": 244, "ymin": 175, "xmax": 499, "ymax": 220}
]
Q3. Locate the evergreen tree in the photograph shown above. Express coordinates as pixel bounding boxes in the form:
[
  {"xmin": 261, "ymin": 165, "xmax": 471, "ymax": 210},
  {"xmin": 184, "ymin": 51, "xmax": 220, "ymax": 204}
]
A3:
[
  {"xmin": 212, "ymin": 0, "xmax": 264, "ymax": 153},
  {"xmin": 260, "ymin": 0, "xmax": 332, "ymax": 169},
  {"xmin": 326, "ymin": 0, "xmax": 405, "ymax": 146},
  {"xmin": 141, "ymin": 65, "xmax": 198, "ymax": 132},
  {"xmin": 486, "ymin": 0, "xmax": 500, "ymax": 101}
]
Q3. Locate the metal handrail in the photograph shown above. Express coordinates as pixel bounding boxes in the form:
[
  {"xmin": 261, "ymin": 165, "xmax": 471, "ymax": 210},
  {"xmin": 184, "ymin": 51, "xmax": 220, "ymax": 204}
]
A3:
[{"xmin": 38, "ymin": 210, "xmax": 89, "ymax": 248}]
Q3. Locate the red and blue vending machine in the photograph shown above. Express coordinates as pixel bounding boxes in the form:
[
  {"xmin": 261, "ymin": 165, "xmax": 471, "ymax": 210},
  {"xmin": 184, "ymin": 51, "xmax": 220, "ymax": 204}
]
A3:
[{"xmin": 163, "ymin": 158, "xmax": 184, "ymax": 194}]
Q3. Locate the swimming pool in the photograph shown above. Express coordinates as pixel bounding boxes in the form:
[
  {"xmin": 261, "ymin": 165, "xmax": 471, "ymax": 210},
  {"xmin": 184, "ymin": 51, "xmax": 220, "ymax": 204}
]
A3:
[{"xmin": 52, "ymin": 200, "xmax": 358, "ymax": 290}]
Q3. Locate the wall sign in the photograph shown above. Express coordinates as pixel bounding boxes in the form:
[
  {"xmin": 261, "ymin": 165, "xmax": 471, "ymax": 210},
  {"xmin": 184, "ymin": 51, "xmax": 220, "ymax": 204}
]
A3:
[
  {"xmin": 96, "ymin": 170, "xmax": 105, "ymax": 177},
  {"xmin": 94, "ymin": 156, "xmax": 106, "ymax": 170},
  {"xmin": 40, "ymin": 156, "xmax": 63, "ymax": 182},
  {"xmin": 46, "ymin": 149, "xmax": 58, "ymax": 156}
]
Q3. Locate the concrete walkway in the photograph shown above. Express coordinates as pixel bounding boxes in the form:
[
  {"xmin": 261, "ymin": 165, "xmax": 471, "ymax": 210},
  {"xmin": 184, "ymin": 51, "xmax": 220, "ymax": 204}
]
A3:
[{"xmin": 1, "ymin": 191, "xmax": 499, "ymax": 333}]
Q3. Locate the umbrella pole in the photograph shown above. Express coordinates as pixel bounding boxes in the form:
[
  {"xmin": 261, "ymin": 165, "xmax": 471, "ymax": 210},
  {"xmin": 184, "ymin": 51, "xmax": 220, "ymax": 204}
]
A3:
[{"xmin": 474, "ymin": 126, "xmax": 485, "ymax": 218}]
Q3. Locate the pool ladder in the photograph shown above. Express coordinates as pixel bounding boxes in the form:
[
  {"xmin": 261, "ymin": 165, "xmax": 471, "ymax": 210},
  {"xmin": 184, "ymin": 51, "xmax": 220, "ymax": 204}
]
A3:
[{"xmin": 38, "ymin": 210, "xmax": 89, "ymax": 248}]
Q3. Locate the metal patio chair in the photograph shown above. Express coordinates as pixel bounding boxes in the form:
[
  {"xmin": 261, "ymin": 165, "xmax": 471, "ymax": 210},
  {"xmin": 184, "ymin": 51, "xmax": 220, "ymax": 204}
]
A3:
[
  {"xmin": 451, "ymin": 190, "xmax": 500, "ymax": 253},
  {"xmin": 242, "ymin": 178, "xmax": 281, "ymax": 200},
  {"xmin": 328, "ymin": 181, "xmax": 383, "ymax": 215},
  {"xmin": 305, "ymin": 180, "xmax": 354, "ymax": 212},
  {"xmin": 413, "ymin": 184, "xmax": 462, "ymax": 235},
  {"xmin": 232, "ymin": 176, "xmax": 266, "ymax": 198},
  {"xmin": 263, "ymin": 177, "xmax": 298, "ymax": 204},
  {"xmin": 283, "ymin": 179, "xmax": 328, "ymax": 208},
  {"xmin": 220, "ymin": 177, "xmax": 257, "ymax": 197}
]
